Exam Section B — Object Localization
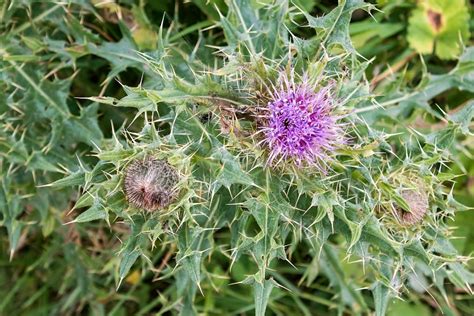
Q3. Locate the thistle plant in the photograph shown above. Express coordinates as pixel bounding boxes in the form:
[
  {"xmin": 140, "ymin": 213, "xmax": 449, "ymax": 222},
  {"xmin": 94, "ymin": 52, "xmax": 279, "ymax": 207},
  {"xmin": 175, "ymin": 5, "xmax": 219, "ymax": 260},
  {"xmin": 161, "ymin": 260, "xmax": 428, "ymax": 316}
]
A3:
[{"xmin": 47, "ymin": 0, "xmax": 474, "ymax": 315}]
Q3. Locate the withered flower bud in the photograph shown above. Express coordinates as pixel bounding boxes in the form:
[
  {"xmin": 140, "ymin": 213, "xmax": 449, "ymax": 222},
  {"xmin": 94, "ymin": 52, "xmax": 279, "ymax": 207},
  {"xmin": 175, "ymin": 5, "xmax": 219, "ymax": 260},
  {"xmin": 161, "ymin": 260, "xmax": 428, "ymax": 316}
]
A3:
[
  {"xmin": 124, "ymin": 157, "xmax": 179, "ymax": 211},
  {"xmin": 397, "ymin": 189, "xmax": 429, "ymax": 226}
]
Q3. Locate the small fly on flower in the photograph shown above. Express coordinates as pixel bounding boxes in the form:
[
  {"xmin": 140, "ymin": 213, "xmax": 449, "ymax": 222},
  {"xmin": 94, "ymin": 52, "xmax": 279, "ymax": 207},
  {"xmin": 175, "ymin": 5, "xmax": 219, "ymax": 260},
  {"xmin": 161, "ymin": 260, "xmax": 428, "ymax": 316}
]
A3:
[{"xmin": 260, "ymin": 71, "xmax": 344, "ymax": 169}]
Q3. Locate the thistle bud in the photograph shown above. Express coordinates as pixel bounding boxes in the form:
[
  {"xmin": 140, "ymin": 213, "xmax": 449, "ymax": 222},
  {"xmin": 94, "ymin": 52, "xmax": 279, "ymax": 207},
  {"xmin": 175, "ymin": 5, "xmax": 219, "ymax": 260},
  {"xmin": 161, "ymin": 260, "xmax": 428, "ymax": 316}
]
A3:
[
  {"xmin": 397, "ymin": 189, "xmax": 429, "ymax": 226},
  {"xmin": 124, "ymin": 157, "xmax": 180, "ymax": 211}
]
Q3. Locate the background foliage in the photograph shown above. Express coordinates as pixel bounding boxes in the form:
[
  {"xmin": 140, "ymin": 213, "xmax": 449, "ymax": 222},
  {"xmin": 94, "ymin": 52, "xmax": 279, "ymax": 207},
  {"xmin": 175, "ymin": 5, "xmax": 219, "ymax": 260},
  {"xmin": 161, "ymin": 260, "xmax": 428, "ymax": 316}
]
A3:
[{"xmin": 0, "ymin": 0, "xmax": 473, "ymax": 315}]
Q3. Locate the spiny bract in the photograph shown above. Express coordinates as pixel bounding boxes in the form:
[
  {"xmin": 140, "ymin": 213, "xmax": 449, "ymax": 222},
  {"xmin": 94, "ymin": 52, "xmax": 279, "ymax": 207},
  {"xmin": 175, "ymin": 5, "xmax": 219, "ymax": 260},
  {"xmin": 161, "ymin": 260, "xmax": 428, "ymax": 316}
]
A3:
[{"xmin": 124, "ymin": 157, "xmax": 180, "ymax": 211}]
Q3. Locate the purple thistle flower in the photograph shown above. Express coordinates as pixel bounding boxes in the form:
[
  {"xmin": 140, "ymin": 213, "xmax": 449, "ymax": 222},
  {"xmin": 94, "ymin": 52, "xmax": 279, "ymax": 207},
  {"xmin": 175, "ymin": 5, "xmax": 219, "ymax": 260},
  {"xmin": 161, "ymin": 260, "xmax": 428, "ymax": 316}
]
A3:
[{"xmin": 261, "ymin": 72, "xmax": 343, "ymax": 168}]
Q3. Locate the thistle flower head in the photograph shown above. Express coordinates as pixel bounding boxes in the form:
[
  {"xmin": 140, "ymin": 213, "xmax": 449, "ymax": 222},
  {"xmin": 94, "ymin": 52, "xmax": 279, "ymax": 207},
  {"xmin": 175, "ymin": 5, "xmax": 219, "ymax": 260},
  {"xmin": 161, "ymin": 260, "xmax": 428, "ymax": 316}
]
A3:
[
  {"xmin": 261, "ymin": 71, "xmax": 343, "ymax": 168},
  {"xmin": 124, "ymin": 157, "xmax": 180, "ymax": 211}
]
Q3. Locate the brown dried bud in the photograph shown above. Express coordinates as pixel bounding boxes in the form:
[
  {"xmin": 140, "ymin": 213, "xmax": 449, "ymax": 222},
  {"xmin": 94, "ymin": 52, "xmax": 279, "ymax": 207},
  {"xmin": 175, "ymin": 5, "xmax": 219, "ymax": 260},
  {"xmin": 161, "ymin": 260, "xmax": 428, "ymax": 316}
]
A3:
[
  {"xmin": 397, "ymin": 190, "xmax": 429, "ymax": 226},
  {"xmin": 124, "ymin": 157, "xmax": 179, "ymax": 211}
]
